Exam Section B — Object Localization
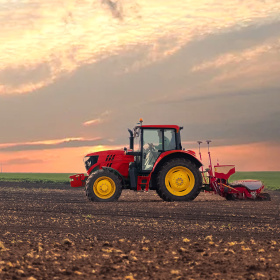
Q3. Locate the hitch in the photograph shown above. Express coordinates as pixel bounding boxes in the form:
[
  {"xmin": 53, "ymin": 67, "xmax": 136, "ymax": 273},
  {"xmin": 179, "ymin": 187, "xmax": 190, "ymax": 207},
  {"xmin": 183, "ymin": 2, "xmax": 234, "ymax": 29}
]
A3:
[{"xmin": 69, "ymin": 173, "xmax": 88, "ymax": 187}]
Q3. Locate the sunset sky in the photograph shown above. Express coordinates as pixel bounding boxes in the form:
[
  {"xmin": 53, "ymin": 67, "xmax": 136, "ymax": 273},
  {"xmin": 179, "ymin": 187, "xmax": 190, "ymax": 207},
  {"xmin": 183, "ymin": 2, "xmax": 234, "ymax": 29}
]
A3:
[{"xmin": 0, "ymin": 0, "xmax": 280, "ymax": 173}]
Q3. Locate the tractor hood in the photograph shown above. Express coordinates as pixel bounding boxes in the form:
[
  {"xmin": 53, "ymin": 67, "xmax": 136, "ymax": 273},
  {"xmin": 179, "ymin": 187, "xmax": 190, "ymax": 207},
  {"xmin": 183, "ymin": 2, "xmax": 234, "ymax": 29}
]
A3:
[
  {"xmin": 84, "ymin": 149, "xmax": 134, "ymax": 177},
  {"xmin": 85, "ymin": 149, "xmax": 126, "ymax": 157}
]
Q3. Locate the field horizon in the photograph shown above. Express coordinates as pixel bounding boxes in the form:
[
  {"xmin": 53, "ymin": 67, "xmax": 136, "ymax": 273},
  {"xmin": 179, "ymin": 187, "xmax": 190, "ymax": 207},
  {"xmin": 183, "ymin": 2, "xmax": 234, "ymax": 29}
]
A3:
[{"xmin": 0, "ymin": 171, "xmax": 279, "ymax": 190}]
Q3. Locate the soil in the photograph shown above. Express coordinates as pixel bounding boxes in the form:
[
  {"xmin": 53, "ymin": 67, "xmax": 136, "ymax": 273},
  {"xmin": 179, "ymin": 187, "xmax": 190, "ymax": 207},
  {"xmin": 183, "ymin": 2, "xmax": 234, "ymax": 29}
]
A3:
[{"xmin": 0, "ymin": 181, "xmax": 279, "ymax": 279}]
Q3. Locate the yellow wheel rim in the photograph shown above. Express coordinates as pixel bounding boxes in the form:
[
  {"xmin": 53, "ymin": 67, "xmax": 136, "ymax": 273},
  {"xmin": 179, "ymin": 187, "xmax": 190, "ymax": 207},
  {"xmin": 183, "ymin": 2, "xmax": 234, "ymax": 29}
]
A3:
[
  {"xmin": 165, "ymin": 166, "xmax": 195, "ymax": 196},
  {"xmin": 93, "ymin": 176, "xmax": 116, "ymax": 199}
]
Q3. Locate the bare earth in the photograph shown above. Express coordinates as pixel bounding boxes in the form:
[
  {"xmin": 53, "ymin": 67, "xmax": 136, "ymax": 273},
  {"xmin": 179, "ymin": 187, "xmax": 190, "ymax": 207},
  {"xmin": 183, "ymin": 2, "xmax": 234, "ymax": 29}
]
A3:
[{"xmin": 0, "ymin": 182, "xmax": 280, "ymax": 279}]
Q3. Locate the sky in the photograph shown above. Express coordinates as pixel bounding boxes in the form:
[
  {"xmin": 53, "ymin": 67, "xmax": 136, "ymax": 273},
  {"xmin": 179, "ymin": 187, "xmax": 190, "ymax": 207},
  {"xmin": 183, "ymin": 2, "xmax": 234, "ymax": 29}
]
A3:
[{"xmin": 0, "ymin": 0, "xmax": 280, "ymax": 173}]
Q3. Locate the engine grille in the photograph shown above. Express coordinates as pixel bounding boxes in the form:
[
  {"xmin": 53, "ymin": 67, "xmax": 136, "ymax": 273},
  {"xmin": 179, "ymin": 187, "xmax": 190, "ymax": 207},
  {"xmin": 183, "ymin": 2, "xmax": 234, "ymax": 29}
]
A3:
[{"xmin": 105, "ymin": 154, "xmax": 116, "ymax": 167}]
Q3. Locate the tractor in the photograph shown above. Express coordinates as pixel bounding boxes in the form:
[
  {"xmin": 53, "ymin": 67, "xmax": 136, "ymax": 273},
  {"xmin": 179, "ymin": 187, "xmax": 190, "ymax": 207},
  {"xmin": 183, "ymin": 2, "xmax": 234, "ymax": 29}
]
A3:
[
  {"xmin": 70, "ymin": 119, "xmax": 271, "ymax": 202},
  {"xmin": 70, "ymin": 119, "xmax": 203, "ymax": 202}
]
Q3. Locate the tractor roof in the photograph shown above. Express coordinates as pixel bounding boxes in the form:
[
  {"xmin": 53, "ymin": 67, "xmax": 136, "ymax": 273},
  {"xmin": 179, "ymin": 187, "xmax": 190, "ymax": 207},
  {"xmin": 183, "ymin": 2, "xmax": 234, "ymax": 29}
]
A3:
[{"xmin": 137, "ymin": 125, "xmax": 182, "ymax": 132}]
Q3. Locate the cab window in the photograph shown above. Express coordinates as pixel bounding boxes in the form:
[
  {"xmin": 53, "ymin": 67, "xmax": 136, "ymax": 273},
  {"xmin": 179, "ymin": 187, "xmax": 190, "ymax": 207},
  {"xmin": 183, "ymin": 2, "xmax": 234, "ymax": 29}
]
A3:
[{"xmin": 164, "ymin": 129, "xmax": 176, "ymax": 151}]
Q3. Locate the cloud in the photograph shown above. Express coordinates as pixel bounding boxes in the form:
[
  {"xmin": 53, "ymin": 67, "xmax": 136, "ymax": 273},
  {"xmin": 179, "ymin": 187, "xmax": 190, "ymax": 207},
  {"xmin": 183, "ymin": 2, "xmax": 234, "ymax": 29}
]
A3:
[
  {"xmin": 83, "ymin": 110, "xmax": 110, "ymax": 126},
  {"xmin": 0, "ymin": 137, "xmax": 102, "ymax": 152},
  {"xmin": 1, "ymin": 0, "xmax": 280, "ymax": 95},
  {"xmin": 0, "ymin": 63, "xmax": 53, "ymax": 94},
  {"xmin": 83, "ymin": 118, "xmax": 102, "ymax": 126},
  {"xmin": 192, "ymin": 38, "xmax": 280, "ymax": 72}
]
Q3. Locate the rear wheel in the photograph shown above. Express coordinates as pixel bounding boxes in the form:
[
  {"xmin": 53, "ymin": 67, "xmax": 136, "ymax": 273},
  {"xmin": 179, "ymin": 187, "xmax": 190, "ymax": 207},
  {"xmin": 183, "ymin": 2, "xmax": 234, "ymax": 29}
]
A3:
[
  {"xmin": 85, "ymin": 169, "xmax": 122, "ymax": 202},
  {"xmin": 156, "ymin": 158, "xmax": 202, "ymax": 201}
]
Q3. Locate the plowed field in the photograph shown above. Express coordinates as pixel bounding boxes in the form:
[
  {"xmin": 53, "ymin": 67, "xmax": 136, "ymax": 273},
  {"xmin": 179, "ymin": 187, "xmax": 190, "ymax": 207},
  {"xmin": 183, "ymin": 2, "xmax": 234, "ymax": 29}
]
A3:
[{"xmin": 0, "ymin": 182, "xmax": 279, "ymax": 279}]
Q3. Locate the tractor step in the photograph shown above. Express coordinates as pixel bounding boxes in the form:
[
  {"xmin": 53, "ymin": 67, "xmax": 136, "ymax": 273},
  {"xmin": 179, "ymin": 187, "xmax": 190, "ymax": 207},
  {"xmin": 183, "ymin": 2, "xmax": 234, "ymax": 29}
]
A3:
[{"xmin": 137, "ymin": 176, "xmax": 151, "ymax": 191}]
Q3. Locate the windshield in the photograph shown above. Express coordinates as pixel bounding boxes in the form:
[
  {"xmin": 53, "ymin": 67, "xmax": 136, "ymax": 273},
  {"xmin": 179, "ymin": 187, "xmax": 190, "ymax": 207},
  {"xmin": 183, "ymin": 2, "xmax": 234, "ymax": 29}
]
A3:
[{"xmin": 142, "ymin": 129, "xmax": 162, "ymax": 171}]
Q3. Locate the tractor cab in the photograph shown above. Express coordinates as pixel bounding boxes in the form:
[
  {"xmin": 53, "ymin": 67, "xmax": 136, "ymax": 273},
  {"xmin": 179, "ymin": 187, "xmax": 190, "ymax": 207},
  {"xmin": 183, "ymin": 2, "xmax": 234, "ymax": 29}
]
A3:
[
  {"xmin": 127, "ymin": 124, "xmax": 183, "ymax": 173},
  {"xmin": 124, "ymin": 122, "xmax": 200, "ymax": 192}
]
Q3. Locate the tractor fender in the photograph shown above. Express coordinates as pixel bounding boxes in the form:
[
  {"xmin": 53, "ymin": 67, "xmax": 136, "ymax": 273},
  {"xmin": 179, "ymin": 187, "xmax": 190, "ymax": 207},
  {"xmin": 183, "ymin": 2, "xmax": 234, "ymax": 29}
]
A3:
[
  {"xmin": 151, "ymin": 150, "xmax": 202, "ymax": 176},
  {"xmin": 101, "ymin": 166, "xmax": 125, "ymax": 186}
]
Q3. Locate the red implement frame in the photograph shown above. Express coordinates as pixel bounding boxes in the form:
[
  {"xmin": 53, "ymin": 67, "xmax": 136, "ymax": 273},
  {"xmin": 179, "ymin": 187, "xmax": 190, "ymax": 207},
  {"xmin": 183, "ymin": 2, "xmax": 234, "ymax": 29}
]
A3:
[{"xmin": 199, "ymin": 141, "xmax": 265, "ymax": 200}]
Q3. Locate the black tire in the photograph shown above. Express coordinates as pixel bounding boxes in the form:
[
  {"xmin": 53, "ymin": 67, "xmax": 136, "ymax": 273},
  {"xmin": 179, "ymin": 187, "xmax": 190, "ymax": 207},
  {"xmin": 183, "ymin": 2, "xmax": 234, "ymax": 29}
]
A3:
[
  {"xmin": 85, "ymin": 169, "xmax": 122, "ymax": 202},
  {"xmin": 156, "ymin": 158, "xmax": 202, "ymax": 202},
  {"xmin": 225, "ymin": 194, "xmax": 236, "ymax": 201},
  {"xmin": 257, "ymin": 193, "xmax": 271, "ymax": 201}
]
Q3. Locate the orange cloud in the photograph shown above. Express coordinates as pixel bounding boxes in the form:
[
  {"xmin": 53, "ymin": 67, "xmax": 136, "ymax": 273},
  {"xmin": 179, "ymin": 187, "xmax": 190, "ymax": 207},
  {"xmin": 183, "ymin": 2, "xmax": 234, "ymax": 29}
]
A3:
[
  {"xmin": 0, "ymin": 137, "xmax": 101, "ymax": 151},
  {"xmin": 83, "ymin": 119, "xmax": 102, "ymax": 126},
  {"xmin": 83, "ymin": 110, "xmax": 110, "ymax": 126}
]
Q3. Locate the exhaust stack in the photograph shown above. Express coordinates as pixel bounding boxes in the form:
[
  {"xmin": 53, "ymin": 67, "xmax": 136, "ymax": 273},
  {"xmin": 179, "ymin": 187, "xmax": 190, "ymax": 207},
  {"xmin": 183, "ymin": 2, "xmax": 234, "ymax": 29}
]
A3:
[{"xmin": 128, "ymin": 129, "xmax": 134, "ymax": 150}]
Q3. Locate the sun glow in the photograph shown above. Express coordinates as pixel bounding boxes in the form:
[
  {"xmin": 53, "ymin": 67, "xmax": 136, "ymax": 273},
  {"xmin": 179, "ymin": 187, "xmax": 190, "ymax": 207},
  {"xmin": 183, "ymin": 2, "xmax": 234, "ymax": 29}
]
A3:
[
  {"xmin": 0, "ymin": 144, "xmax": 123, "ymax": 173},
  {"xmin": 1, "ymin": 141, "xmax": 279, "ymax": 173}
]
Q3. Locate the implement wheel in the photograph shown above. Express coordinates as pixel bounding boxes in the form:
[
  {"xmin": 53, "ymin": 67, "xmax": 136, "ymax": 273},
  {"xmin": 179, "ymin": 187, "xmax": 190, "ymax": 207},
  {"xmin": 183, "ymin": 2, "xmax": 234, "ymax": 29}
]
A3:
[
  {"xmin": 225, "ymin": 194, "xmax": 237, "ymax": 201},
  {"xmin": 85, "ymin": 169, "xmax": 122, "ymax": 202},
  {"xmin": 257, "ymin": 193, "xmax": 271, "ymax": 201},
  {"xmin": 156, "ymin": 158, "xmax": 202, "ymax": 201}
]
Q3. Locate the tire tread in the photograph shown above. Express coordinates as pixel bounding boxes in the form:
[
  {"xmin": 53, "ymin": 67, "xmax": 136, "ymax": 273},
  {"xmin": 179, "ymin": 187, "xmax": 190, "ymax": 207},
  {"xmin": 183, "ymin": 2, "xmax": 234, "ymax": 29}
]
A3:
[
  {"xmin": 85, "ymin": 169, "xmax": 122, "ymax": 202},
  {"xmin": 156, "ymin": 158, "xmax": 202, "ymax": 202}
]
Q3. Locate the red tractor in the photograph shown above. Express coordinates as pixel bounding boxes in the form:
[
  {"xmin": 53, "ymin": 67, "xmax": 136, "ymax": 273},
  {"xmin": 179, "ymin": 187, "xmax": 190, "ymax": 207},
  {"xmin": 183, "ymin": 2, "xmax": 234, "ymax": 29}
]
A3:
[
  {"xmin": 70, "ymin": 120, "xmax": 203, "ymax": 202},
  {"xmin": 70, "ymin": 120, "xmax": 270, "ymax": 202}
]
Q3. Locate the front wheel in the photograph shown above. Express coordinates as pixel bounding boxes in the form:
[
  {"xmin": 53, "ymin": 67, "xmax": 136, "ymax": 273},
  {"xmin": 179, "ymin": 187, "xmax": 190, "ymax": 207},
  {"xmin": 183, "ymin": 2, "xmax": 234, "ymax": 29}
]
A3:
[
  {"xmin": 156, "ymin": 158, "xmax": 202, "ymax": 201},
  {"xmin": 85, "ymin": 169, "xmax": 122, "ymax": 202}
]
